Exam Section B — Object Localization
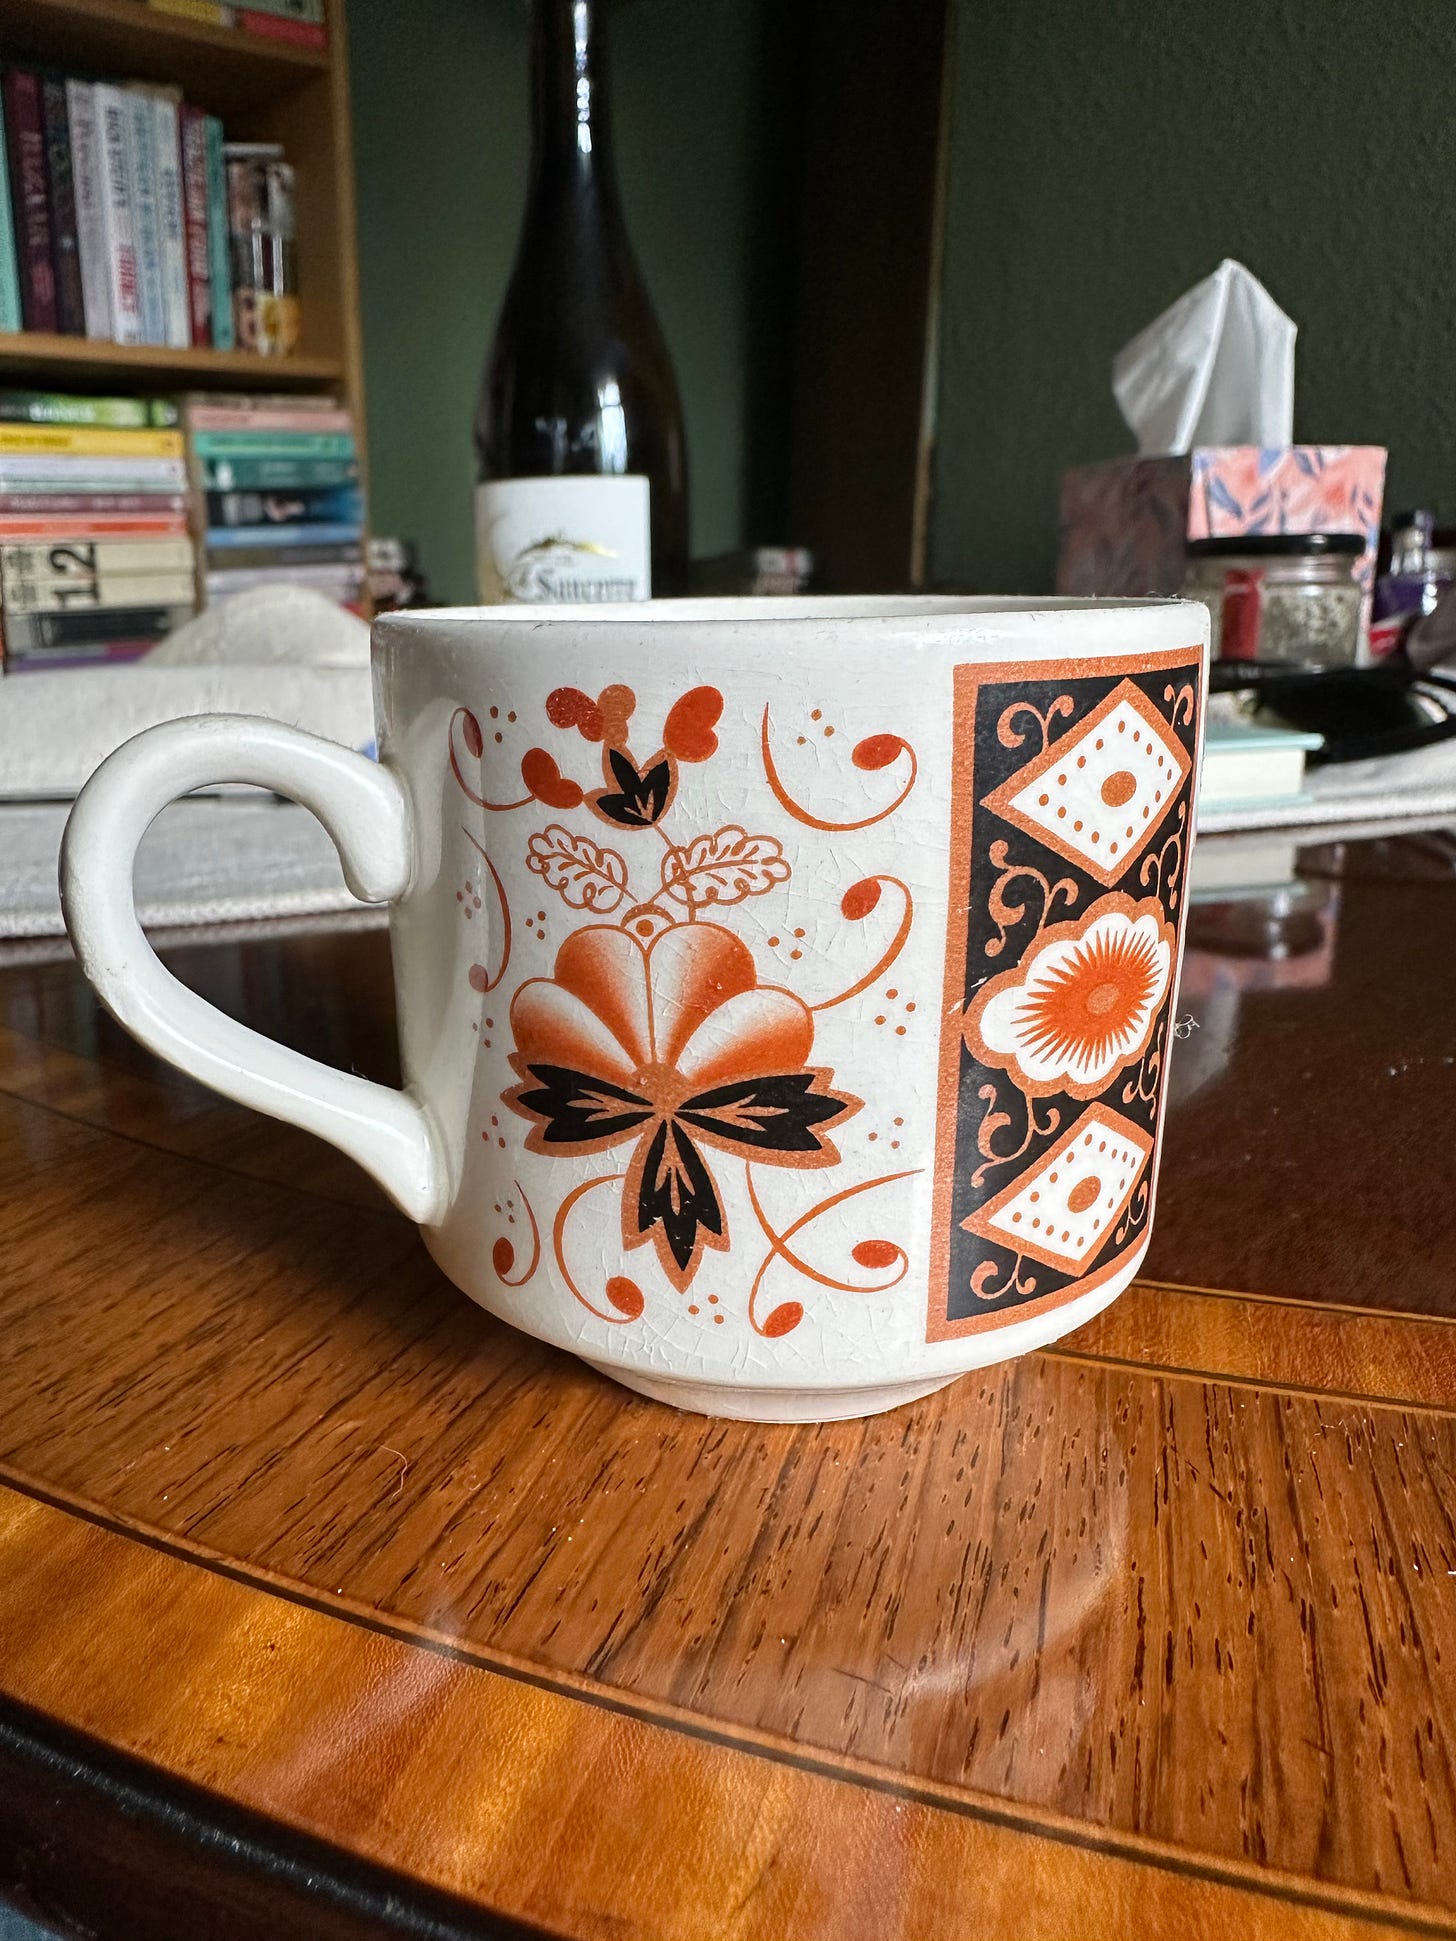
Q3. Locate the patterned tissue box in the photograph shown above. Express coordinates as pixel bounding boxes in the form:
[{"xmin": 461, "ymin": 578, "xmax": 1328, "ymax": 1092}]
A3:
[{"xmin": 1058, "ymin": 446, "xmax": 1387, "ymax": 657}]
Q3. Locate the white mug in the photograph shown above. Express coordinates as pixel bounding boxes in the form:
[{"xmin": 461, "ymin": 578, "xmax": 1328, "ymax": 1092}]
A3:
[{"xmin": 62, "ymin": 597, "xmax": 1207, "ymax": 1421}]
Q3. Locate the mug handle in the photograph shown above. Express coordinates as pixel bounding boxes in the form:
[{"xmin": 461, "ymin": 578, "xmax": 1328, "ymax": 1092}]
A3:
[{"xmin": 60, "ymin": 713, "xmax": 449, "ymax": 1225}]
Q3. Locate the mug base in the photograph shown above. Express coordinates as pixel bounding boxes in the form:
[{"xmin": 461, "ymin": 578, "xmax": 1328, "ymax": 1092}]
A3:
[
  {"xmin": 581, "ymin": 1363, "xmax": 962, "ymax": 1423},
  {"xmin": 575, "ymin": 1238, "xmax": 1149, "ymax": 1421}
]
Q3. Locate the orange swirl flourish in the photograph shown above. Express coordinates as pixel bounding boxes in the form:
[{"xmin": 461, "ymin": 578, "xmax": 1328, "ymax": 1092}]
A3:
[
  {"xmin": 450, "ymin": 706, "xmax": 532, "ymax": 812},
  {"xmin": 746, "ymin": 1165, "xmax": 919, "ymax": 1336},
  {"xmin": 490, "ymin": 1181, "xmax": 541, "ymax": 1287},
  {"xmin": 463, "ymin": 830, "xmax": 513, "ymax": 994},
  {"xmin": 1163, "ymin": 681, "xmax": 1196, "ymax": 728},
  {"xmin": 809, "ymin": 875, "xmax": 913, "ymax": 1013},
  {"xmin": 552, "ymin": 1173, "xmax": 644, "ymax": 1324},
  {"xmin": 760, "ymin": 705, "xmax": 917, "ymax": 831},
  {"xmin": 970, "ymin": 1252, "xmax": 1037, "ymax": 1303}
]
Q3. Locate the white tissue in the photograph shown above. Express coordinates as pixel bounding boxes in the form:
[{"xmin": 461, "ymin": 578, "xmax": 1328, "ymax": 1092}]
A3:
[
  {"xmin": 0, "ymin": 586, "xmax": 375, "ymax": 800},
  {"xmin": 145, "ymin": 583, "xmax": 371, "ymax": 666},
  {"xmin": 1112, "ymin": 258, "xmax": 1295, "ymax": 455}
]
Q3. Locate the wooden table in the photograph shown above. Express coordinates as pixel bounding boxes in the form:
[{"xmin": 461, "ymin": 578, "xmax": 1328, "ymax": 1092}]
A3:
[{"xmin": 3, "ymin": 831, "xmax": 1456, "ymax": 1939}]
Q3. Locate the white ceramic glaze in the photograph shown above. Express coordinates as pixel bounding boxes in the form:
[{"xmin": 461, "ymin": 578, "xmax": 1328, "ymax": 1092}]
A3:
[{"xmin": 61, "ymin": 596, "xmax": 1208, "ymax": 1421}]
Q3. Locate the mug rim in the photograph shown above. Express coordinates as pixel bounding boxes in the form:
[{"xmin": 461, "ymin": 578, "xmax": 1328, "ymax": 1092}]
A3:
[{"xmin": 378, "ymin": 594, "xmax": 1200, "ymax": 631}]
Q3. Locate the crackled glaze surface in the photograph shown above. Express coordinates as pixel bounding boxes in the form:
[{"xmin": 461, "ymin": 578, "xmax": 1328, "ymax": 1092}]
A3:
[{"xmin": 370, "ymin": 600, "xmax": 1203, "ymax": 1412}]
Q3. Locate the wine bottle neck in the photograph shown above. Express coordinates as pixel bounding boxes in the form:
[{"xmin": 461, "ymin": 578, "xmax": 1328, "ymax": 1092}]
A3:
[{"xmin": 528, "ymin": 0, "xmax": 622, "ymax": 211}]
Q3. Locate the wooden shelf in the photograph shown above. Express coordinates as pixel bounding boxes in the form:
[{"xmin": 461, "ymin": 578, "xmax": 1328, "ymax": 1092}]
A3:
[
  {"xmin": 0, "ymin": 332, "xmax": 345, "ymax": 390},
  {"xmin": 0, "ymin": 0, "xmax": 329, "ymax": 114}
]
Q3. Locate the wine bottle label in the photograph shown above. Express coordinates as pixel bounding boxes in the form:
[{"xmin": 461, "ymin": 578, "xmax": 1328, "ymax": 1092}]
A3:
[{"xmin": 475, "ymin": 475, "xmax": 651, "ymax": 603}]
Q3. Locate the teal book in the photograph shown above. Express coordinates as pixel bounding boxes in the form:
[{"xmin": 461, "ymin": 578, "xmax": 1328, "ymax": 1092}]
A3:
[
  {"xmin": 124, "ymin": 89, "xmax": 165, "ymax": 345},
  {"xmin": 201, "ymin": 454, "xmax": 359, "ymax": 489},
  {"xmin": 0, "ymin": 94, "xmax": 22, "ymax": 334},
  {"xmin": 207, "ymin": 520, "xmax": 363, "ymax": 550},
  {"xmin": 191, "ymin": 430, "xmax": 357, "ymax": 460},
  {"xmin": 203, "ymin": 115, "xmax": 233, "ymax": 351}
]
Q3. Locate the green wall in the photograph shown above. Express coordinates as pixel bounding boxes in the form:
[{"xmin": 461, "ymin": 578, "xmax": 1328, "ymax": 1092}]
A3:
[
  {"xmin": 930, "ymin": 0, "xmax": 1456, "ymax": 595},
  {"xmin": 349, "ymin": 0, "xmax": 796, "ymax": 604}
]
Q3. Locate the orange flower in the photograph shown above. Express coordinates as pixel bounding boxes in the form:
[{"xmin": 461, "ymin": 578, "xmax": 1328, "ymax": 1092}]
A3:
[
  {"xmin": 505, "ymin": 923, "xmax": 859, "ymax": 1288},
  {"xmin": 964, "ymin": 897, "xmax": 1172, "ymax": 1098}
]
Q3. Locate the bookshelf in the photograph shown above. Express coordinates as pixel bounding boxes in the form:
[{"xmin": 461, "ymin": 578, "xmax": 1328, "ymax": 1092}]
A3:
[{"xmin": 0, "ymin": 0, "xmax": 366, "ymax": 474}]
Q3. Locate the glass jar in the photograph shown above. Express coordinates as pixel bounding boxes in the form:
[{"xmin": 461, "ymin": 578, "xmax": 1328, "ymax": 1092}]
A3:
[{"xmin": 1182, "ymin": 533, "xmax": 1364, "ymax": 667}]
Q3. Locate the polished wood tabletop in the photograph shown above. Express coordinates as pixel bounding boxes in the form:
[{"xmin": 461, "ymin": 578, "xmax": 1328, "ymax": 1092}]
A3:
[{"xmin": 3, "ymin": 831, "xmax": 1456, "ymax": 1939}]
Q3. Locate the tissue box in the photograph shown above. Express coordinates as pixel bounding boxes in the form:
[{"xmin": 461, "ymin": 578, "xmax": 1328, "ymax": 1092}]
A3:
[{"xmin": 1058, "ymin": 445, "xmax": 1387, "ymax": 650}]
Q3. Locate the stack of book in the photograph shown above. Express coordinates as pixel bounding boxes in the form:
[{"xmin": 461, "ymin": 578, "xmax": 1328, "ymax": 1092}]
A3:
[
  {"xmin": 0, "ymin": 62, "xmax": 299, "ymax": 355},
  {"xmin": 1198, "ymin": 717, "xmax": 1324, "ymax": 814},
  {"xmin": 185, "ymin": 392, "xmax": 364, "ymax": 612},
  {"xmin": 0, "ymin": 390, "xmax": 198, "ymax": 671},
  {"xmin": 149, "ymin": 0, "xmax": 327, "ymax": 54}
]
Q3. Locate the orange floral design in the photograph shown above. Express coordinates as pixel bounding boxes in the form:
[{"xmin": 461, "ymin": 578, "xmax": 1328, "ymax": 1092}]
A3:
[
  {"xmin": 504, "ymin": 923, "xmax": 859, "ymax": 1290},
  {"xmin": 963, "ymin": 895, "xmax": 1173, "ymax": 1099},
  {"xmin": 520, "ymin": 683, "xmax": 725, "ymax": 830}
]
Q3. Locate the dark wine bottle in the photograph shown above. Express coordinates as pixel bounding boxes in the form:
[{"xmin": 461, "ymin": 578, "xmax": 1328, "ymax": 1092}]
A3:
[{"xmin": 474, "ymin": 0, "xmax": 689, "ymax": 603}]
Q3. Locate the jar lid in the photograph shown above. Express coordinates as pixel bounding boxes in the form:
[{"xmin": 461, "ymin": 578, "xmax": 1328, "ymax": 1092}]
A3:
[{"xmin": 1187, "ymin": 532, "xmax": 1364, "ymax": 558}]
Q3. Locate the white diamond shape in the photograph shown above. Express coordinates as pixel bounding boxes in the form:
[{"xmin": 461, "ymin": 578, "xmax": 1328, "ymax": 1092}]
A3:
[
  {"xmin": 979, "ymin": 1103, "xmax": 1152, "ymax": 1270},
  {"xmin": 984, "ymin": 681, "xmax": 1190, "ymax": 885}
]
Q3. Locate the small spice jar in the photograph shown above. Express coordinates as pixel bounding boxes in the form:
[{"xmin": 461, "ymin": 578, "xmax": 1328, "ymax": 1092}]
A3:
[{"xmin": 1182, "ymin": 533, "xmax": 1364, "ymax": 667}]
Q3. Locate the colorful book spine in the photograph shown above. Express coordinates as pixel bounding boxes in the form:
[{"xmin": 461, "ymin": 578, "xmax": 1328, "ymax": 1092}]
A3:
[
  {"xmin": 191, "ymin": 431, "xmax": 355, "ymax": 460},
  {"xmin": 179, "ymin": 107, "xmax": 212, "ymax": 347},
  {"xmin": 201, "ymin": 454, "xmax": 359, "ymax": 490},
  {"xmin": 204, "ymin": 542, "xmax": 361, "ymax": 570},
  {"xmin": 1, "ymin": 536, "xmax": 195, "ymax": 576},
  {"xmin": 124, "ymin": 88, "xmax": 164, "ymax": 345},
  {"xmin": 0, "ymin": 514, "xmax": 188, "ymax": 536},
  {"xmin": 0, "ymin": 457, "xmax": 187, "ymax": 488},
  {"xmin": 149, "ymin": 91, "xmax": 189, "ymax": 350},
  {"xmin": 2, "ymin": 70, "xmax": 57, "ymax": 332},
  {"xmin": 65, "ymin": 82, "xmax": 111, "ymax": 340},
  {"xmin": 0, "ymin": 492, "xmax": 188, "ymax": 514},
  {"xmin": 206, "ymin": 522, "xmax": 363, "ymax": 550},
  {"xmin": 2, "ymin": 572, "xmax": 198, "ymax": 612},
  {"xmin": 92, "ymin": 83, "xmax": 142, "ymax": 346},
  {"xmin": 4, "ymin": 642, "xmax": 156, "ymax": 668},
  {"xmin": 186, "ymin": 390, "xmax": 340, "ymax": 411},
  {"xmin": 237, "ymin": 0, "xmax": 323, "ymax": 22},
  {"xmin": 147, "ymin": 0, "xmax": 237, "ymax": 22},
  {"xmin": 0, "ymin": 390, "xmax": 179, "ymax": 427},
  {"xmin": 208, "ymin": 563, "xmax": 362, "ymax": 592},
  {"xmin": 0, "ymin": 425, "xmax": 184, "ymax": 457},
  {"xmin": 202, "ymin": 117, "xmax": 233, "ymax": 353},
  {"xmin": 239, "ymin": 13, "xmax": 327, "ymax": 50},
  {"xmin": 187, "ymin": 405, "xmax": 352, "ymax": 434},
  {"xmin": 2, "ymin": 602, "xmax": 193, "ymax": 650},
  {"xmin": 0, "ymin": 93, "xmax": 21, "ymax": 333},
  {"xmin": 41, "ymin": 76, "xmax": 84, "ymax": 337},
  {"xmin": 206, "ymin": 485, "xmax": 363, "ymax": 527}
]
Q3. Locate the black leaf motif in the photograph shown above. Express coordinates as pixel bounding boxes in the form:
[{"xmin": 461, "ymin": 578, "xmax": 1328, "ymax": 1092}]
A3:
[
  {"xmin": 514, "ymin": 1064, "xmax": 654, "ymax": 1147},
  {"xmin": 635, "ymin": 1119, "xmax": 724, "ymax": 1276},
  {"xmin": 593, "ymin": 748, "xmax": 673, "ymax": 827},
  {"xmin": 678, "ymin": 1072, "xmax": 854, "ymax": 1155}
]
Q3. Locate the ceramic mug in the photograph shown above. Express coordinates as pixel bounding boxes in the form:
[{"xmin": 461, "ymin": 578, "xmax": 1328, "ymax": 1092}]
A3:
[{"xmin": 61, "ymin": 597, "xmax": 1207, "ymax": 1421}]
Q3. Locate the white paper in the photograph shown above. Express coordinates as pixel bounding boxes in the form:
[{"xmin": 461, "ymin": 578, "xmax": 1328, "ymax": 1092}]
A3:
[{"xmin": 1112, "ymin": 258, "xmax": 1296, "ymax": 455}]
